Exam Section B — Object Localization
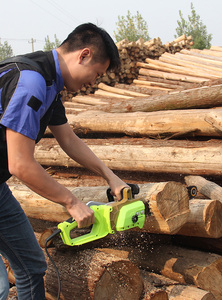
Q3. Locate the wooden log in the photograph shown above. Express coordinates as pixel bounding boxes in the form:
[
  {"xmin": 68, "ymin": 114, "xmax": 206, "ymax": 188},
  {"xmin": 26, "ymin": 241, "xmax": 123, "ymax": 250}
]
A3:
[
  {"xmin": 45, "ymin": 248, "xmax": 144, "ymax": 300},
  {"xmin": 129, "ymin": 244, "xmax": 222, "ymax": 299},
  {"xmin": 134, "ymin": 76, "xmax": 179, "ymax": 89},
  {"xmin": 70, "ymin": 95, "xmax": 108, "ymax": 106},
  {"xmin": 177, "ymin": 199, "xmax": 222, "ymax": 238},
  {"xmin": 137, "ymin": 75, "xmax": 191, "ymax": 89},
  {"xmin": 185, "ymin": 176, "xmax": 222, "ymax": 202},
  {"xmin": 202, "ymin": 49, "xmax": 222, "ymax": 58},
  {"xmin": 141, "ymin": 271, "xmax": 169, "ymax": 299},
  {"xmin": 139, "ymin": 60, "xmax": 215, "ymax": 80},
  {"xmin": 175, "ymin": 51, "xmax": 222, "ymax": 68},
  {"xmin": 160, "ymin": 53, "xmax": 222, "ymax": 77},
  {"xmin": 139, "ymin": 68, "xmax": 209, "ymax": 83},
  {"xmin": 141, "ymin": 271, "xmax": 215, "ymax": 300},
  {"xmin": 66, "ymin": 107, "xmax": 222, "ymax": 138},
  {"xmin": 94, "ymin": 84, "xmax": 222, "ymax": 113},
  {"xmin": 133, "ymin": 79, "xmax": 173, "ymax": 91},
  {"xmin": 94, "ymin": 89, "xmax": 133, "ymax": 99},
  {"xmin": 166, "ymin": 285, "xmax": 216, "ymax": 299},
  {"xmin": 180, "ymin": 49, "xmax": 222, "ymax": 64},
  {"xmin": 211, "ymin": 46, "xmax": 222, "ymax": 52},
  {"xmin": 34, "ymin": 137, "xmax": 222, "ymax": 176},
  {"xmin": 98, "ymin": 82, "xmax": 148, "ymax": 97},
  {"xmin": 8, "ymin": 181, "xmax": 190, "ymax": 235}
]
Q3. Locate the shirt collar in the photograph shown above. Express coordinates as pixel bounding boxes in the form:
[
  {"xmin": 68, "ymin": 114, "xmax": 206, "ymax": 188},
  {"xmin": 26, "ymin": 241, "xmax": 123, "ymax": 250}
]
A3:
[{"xmin": 52, "ymin": 49, "xmax": 64, "ymax": 93}]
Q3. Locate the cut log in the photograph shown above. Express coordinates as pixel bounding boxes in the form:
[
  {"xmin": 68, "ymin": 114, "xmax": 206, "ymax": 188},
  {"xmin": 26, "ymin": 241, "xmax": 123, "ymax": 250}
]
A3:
[
  {"xmin": 8, "ymin": 181, "xmax": 189, "ymax": 235},
  {"xmin": 129, "ymin": 244, "xmax": 222, "ymax": 299},
  {"xmin": 141, "ymin": 271, "xmax": 169, "ymax": 299},
  {"xmin": 167, "ymin": 285, "xmax": 216, "ymax": 299},
  {"xmin": 159, "ymin": 53, "xmax": 222, "ymax": 77},
  {"xmin": 70, "ymin": 181, "xmax": 190, "ymax": 235},
  {"xmin": 94, "ymin": 89, "xmax": 133, "ymax": 99},
  {"xmin": 65, "ymin": 107, "xmax": 222, "ymax": 138},
  {"xmin": 45, "ymin": 248, "xmax": 144, "ymax": 300},
  {"xmin": 97, "ymin": 82, "xmax": 148, "ymax": 97},
  {"xmin": 141, "ymin": 271, "xmax": 215, "ymax": 300},
  {"xmin": 133, "ymin": 79, "xmax": 173, "ymax": 91},
  {"xmin": 180, "ymin": 49, "xmax": 222, "ymax": 63},
  {"xmin": 177, "ymin": 199, "xmax": 222, "ymax": 238},
  {"xmin": 70, "ymin": 95, "xmax": 108, "ymax": 106},
  {"xmin": 210, "ymin": 46, "xmax": 222, "ymax": 52},
  {"xmin": 94, "ymin": 84, "xmax": 222, "ymax": 112},
  {"xmin": 34, "ymin": 137, "xmax": 222, "ymax": 176},
  {"xmin": 139, "ymin": 60, "xmax": 215, "ymax": 79},
  {"xmin": 185, "ymin": 175, "xmax": 222, "ymax": 202},
  {"xmin": 175, "ymin": 51, "xmax": 222, "ymax": 69}
]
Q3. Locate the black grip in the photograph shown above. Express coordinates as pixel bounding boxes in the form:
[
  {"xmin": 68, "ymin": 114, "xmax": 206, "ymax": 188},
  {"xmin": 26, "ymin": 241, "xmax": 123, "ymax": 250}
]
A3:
[{"xmin": 106, "ymin": 183, "xmax": 139, "ymax": 202}]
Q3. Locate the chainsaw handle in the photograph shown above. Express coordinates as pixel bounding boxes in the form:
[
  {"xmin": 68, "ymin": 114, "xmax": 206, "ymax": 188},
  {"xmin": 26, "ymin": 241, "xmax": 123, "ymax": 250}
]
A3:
[
  {"xmin": 106, "ymin": 183, "xmax": 140, "ymax": 202},
  {"xmin": 57, "ymin": 205, "xmax": 114, "ymax": 246}
]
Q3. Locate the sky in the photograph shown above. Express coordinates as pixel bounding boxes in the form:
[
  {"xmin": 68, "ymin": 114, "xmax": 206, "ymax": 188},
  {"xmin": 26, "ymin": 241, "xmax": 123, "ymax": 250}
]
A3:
[{"xmin": 1, "ymin": 0, "xmax": 222, "ymax": 55}]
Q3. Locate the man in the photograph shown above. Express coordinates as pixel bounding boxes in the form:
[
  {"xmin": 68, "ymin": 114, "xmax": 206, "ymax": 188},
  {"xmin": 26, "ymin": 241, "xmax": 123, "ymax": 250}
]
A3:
[{"xmin": 0, "ymin": 23, "xmax": 127, "ymax": 299}]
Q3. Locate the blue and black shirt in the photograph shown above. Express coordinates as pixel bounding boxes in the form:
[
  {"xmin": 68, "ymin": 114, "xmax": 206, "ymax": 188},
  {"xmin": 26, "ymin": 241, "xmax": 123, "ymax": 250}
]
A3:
[{"xmin": 0, "ymin": 49, "xmax": 67, "ymax": 183}]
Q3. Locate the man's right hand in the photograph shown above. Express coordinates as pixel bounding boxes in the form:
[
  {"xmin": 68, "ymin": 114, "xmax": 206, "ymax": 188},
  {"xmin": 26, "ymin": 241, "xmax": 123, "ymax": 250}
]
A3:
[{"xmin": 65, "ymin": 199, "xmax": 95, "ymax": 228}]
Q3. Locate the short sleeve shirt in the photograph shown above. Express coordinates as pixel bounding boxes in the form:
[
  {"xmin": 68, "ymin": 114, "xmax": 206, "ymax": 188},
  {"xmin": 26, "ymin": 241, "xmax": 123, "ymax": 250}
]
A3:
[{"xmin": 0, "ymin": 49, "xmax": 67, "ymax": 141}]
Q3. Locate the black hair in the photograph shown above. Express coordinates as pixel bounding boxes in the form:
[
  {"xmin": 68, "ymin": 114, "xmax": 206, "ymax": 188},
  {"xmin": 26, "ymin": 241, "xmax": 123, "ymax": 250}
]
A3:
[{"xmin": 60, "ymin": 23, "xmax": 120, "ymax": 71}]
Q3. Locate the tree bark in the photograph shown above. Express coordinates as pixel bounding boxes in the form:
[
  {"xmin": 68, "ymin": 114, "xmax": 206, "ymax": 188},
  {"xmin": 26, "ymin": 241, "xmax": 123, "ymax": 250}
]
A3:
[
  {"xmin": 66, "ymin": 107, "xmax": 222, "ymax": 137},
  {"xmin": 93, "ymin": 84, "xmax": 222, "ymax": 113},
  {"xmin": 34, "ymin": 138, "xmax": 222, "ymax": 176}
]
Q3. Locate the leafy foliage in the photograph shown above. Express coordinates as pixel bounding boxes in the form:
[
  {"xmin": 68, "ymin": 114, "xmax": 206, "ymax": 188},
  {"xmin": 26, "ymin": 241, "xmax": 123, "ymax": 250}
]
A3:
[
  {"xmin": 0, "ymin": 41, "xmax": 13, "ymax": 60},
  {"xmin": 175, "ymin": 2, "xmax": 212, "ymax": 49},
  {"xmin": 44, "ymin": 34, "xmax": 61, "ymax": 51},
  {"xmin": 114, "ymin": 11, "xmax": 150, "ymax": 42}
]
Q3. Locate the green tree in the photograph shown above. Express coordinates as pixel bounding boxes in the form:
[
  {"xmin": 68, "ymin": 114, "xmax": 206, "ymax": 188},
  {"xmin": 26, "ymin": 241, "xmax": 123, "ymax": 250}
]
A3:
[
  {"xmin": 43, "ymin": 34, "xmax": 61, "ymax": 51},
  {"xmin": 175, "ymin": 2, "xmax": 212, "ymax": 49},
  {"xmin": 114, "ymin": 11, "xmax": 150, "ymax": 42},
  {"xmin": 0, "ymin": 41, "xmax": 13, "ymax": 60}
]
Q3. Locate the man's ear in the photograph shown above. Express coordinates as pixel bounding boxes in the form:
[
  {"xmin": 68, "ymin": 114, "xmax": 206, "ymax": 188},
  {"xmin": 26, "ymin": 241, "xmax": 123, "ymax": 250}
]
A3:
[{"xmin": 79, "ymin": 48, "xmax": 92, "ymax": 64}]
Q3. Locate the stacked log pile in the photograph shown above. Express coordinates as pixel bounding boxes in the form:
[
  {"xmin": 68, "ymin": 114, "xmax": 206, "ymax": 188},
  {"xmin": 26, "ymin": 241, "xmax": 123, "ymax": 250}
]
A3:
[
  {"xmin": 61, "ymin": 34, "xmax": 193, "ymax": 99},
  {"xmin": 5, "ymin": 45, "xmax": 222, "ymax": 299}
]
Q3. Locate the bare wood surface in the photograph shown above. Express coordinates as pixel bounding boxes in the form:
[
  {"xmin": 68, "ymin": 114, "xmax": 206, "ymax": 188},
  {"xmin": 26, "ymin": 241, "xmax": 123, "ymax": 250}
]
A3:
[
  {"xmin": 98, "ymin": 82, "xmax": 148, "ymax": 97},
  {"xmin": 177, "ymin": 199, "xmax": 222, "ymax": 238}
]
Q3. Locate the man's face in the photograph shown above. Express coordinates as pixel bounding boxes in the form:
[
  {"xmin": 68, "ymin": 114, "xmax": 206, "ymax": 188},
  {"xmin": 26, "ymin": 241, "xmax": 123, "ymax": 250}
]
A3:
[{"xmin": 65, "ymin": 49, "xmax": 110, "ymax": 92}]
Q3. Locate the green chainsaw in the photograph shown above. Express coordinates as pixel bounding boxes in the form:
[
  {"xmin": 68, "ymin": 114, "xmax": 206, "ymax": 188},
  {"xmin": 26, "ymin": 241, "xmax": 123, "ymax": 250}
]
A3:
[
  {"xmin": 47, "ymin": 183, "xmax": 146, "ymax": 247},
  {"xmin": 45, "ymin": 184, "xmax": 147, "ymax": 300}
]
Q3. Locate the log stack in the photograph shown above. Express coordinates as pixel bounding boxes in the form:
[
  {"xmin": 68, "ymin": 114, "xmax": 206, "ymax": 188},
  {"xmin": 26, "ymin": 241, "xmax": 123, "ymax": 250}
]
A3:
[
  {"xmin": 5, "ymin": 45, "xmax": 222, "ymax": 299},
  {"xmin": 61, "ymin": 34, "xmax": 194, "ymax": 100}
]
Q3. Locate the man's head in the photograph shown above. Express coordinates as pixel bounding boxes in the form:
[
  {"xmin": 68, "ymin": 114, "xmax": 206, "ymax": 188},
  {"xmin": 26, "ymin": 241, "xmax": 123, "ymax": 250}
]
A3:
[
  {"xmin": 60, "ymin": 23, "xmax": 120, "ymax": 72},
  {"xmin": 57, "ymin": 23, "xmax": 120, "ymax": 92}
]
